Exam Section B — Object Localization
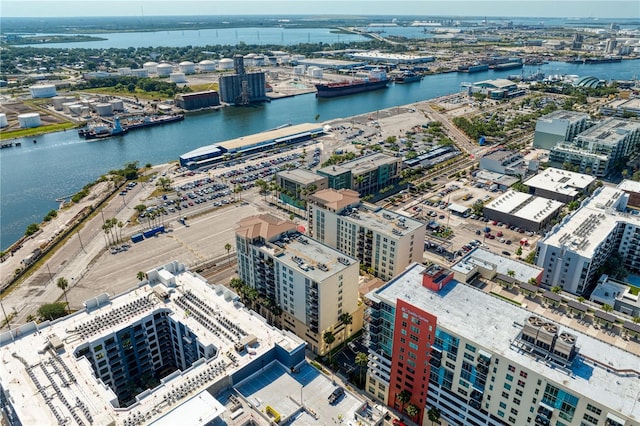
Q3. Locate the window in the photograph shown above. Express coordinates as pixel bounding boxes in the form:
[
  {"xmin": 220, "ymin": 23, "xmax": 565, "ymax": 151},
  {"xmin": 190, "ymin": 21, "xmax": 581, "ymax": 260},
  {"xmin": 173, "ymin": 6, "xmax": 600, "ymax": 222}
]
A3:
[
  {"xmin": 499, "ymin": 402, "xmax": 507, "ymax": 409},
  {"xmin": 586, "ymin": 404, "xmax": 602, "ymax": 415},
  {"xmin": 518, "ymin": 380, "xmax": 526, "ymax": 387},
  {"xmin": 504, "ymin": 383, "xmax": 511, "ymax": 391},
  {"xmin": 520, "ymin": 371, "xmax": 528, "ymax": 378},
  {"xmin": 465, "ymin": 343, "xmax": 476, "ymax": 352},
  {"xmin": 506, "ymin": 374, "xmax": 513, "ymax": 382},
  {"xmin": 502, "ymin": 391, "xmax": 509, "ymax": 399},
  {"xmin": 508, "ymin": 365, "xmax": 516, "ymax": 372},
  {"xmin": 515, "ymin": 389, "xmax": 523, "ymax": 397},
  {"xmin": 582, "ymin": 413, "xmax": 599, "ymax": 424}
]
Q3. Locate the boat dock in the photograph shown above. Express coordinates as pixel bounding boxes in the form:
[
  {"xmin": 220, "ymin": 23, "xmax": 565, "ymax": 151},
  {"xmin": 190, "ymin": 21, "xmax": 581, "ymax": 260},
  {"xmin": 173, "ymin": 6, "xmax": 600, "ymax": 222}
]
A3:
[{"xmin": 0, "ymin": 141, "xmax": 22, "ymax": 149}]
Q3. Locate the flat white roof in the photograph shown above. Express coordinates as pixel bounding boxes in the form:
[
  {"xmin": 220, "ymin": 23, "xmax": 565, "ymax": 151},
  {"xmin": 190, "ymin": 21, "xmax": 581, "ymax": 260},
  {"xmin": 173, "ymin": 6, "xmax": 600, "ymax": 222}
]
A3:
[
  {"xmin": 368, "ymin": 263, "xmax": 640, "ymax": 421},
  {"xmin": 485, "ymin": 190, "xmax": 563, "ymax": 223},
  {"xmin": 617, "ymin": 178, "xmax": 640, "ymax": 194},
  {"xmin": 149, "ymin": 391, "xmax": 225, "ymax": 426},
  {"xmin": 524, "ymin": 167, "xmax": 596, "ymax": 194},
  {"xmin": 451, "ymin": 247, "xmax": 543, "ymax": 283}
]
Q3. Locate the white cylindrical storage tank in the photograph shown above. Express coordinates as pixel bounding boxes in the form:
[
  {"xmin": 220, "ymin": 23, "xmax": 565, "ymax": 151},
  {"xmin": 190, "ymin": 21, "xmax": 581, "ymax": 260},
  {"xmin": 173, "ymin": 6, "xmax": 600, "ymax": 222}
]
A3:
[
  {"xmin": 94, "ymin": 103, "xmax": 113, "ymax": 116},
  {"xmin": 178, "ymin": 61, "xmax": 195, "ymax": 74},
  {"xmin": 170, "ymin": 72, "xmax": 186, "ymax": 83},
  {"xmin": 293, "ymin": 65, "xmax": 306, "ymax": 75},
  {"xmin": 117, "ymin": 67, "xmax": 132, "ymax": 75},
  {"xmin": 218, "ymin": 58, "xmax": 234, "ymax": 70},
  {"xmin": 53, "ymin": 96, "xmax": 74, "ymax": 110},
  {"xmin": 291, "ymin": 54, "xmax": 306, "ymax": 61},
  {"xmin": 81, "ymin": 107, "xmax": 90, "ymax": 117},
  {"xmin": 308, "ymin": 67, "xmax": 323, "ymax": 78},
  {"xmin": 18, "ymin": 113, "xmax": 41, "ymax": 128},
  {"xmin": 68, "ymin": 104, "xmax": 83, "ymax": 116},
  {"xmin": 130, "ymin": 69, "xmax": 148, "ymax": 77},
  {"xmin": 62, "ymin": 102, "xmax": 77, "ymax": 114},
  {"xmin": 198, "ymin": 60, "xmax": 217, "ymax": 72},
  {"xmin": 109, "ymin": 99, "xmax": 124, "ymax": 111},
  {"xmin": 0, "ymin": 113, "xmax": 8, "ymax": 128},
  {"xmin": 29, "ymin": 84, "xmax": 57, "ymax": 98},
  {"xmin": 143, "ymin": 61, "xmax": 158, "ymax": 74},
  {"xmin": 156, "ymin": 63, "xmax": 173, "ymax": 77}
]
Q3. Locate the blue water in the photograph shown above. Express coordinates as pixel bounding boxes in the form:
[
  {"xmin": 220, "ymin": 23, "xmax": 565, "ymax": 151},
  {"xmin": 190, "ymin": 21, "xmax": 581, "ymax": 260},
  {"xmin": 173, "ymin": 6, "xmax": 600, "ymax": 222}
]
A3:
[{"xmin": 1, "ymin": 59, "xmax": 638, "ymax": 250}]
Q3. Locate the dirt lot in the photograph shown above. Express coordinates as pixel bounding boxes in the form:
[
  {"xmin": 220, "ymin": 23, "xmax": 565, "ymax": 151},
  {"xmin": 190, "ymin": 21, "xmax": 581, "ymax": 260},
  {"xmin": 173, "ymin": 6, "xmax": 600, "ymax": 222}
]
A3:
[{"xmin": 0, "ymin": 101, "xmax": 68, "ymax": 132}]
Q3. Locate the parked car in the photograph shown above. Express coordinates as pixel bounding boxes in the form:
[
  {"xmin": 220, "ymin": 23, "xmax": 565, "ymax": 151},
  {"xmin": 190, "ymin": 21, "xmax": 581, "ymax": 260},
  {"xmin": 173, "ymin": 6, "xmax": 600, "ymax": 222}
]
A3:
[{"xmin": 328, "ymin": 387, "xmax": 345, "ymax": 404}]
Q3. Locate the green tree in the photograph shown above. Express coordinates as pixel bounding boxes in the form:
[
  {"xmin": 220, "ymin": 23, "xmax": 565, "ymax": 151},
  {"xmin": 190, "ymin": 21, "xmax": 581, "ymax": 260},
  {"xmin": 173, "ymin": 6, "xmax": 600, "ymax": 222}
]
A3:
[
  {"xmin": 406, "ymin": 403, "xmax": 420, "ymax": 421},
  {"xmin": 516, "ymin": 246, "xmax": 523, "ymax": 256},
  {"xmin": 551, "ymin": 285, "xmax": 562, "ymax": 294},
  {"xmin": 339, "ymin": 312, "xmax": 353, "ymax": 345},
  {"xmin": 355, "ymin": 351, "xmax": 368, "ymax": 385},
  {"xmin": 427, "ymin": 407, "xmax": 441, "ymax": 425},
  {"xmin": 397, "ymin": 389, "xmax": 411, "ymax": 415},
  {"xmin": 56, "ymin": 277, "xmax": 70, "ymax": 312},
  {"xmin": 225, "ymin": 243, "xmax": 232, "ymax": 266},
  {"xmin": 323, "ymin": 331, "xmax": 336, "ymax": 365},
  {"xmin": 507, "ymin": 270, "xmax": 515, "ymax": 277},
  {"xmin": 25, "ymin": 223, "xmax": 40, "ymax": 237},
  {"xmin": 602, "ymin": 303, "xmax": 613, "ymax": 313},
  {"xmin": 38, "ymin": 302, "xmax": 67, "ymax": 321},
  {"xmin": 137, "ymin": 271, "xmax": 145, "ymax": 281}
]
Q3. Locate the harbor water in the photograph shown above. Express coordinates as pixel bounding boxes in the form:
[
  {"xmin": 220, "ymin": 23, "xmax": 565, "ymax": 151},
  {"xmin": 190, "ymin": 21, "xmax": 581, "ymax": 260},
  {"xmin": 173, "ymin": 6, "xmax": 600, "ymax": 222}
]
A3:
[{"xmin": 1, "ymin": 59, "xmax": 638, "ymax": 250}]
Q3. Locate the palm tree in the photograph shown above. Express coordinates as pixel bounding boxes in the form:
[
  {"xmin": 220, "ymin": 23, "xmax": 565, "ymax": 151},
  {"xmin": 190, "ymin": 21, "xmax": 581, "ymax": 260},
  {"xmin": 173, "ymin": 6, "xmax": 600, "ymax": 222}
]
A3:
[
  {"xmin": 427, "ymin": 407, "xmax": 441, "ymax": 426},
  {"xmin": 117, "ymin": 221, "xmax": 124, "ymax": 243},
  {"xmin": 229, "ymin": 277, "xmax": 244, "ymax": 291},
  {"xmin": 507, "ymin": 269, "xmax": 515, "ymax": 277},
  {"xmin": 632, "ymin": 316, "xmax": 640, "ymax": 324},
  {"xmin": 602, "ymin": 303, "xmax": 613, "ymax": 313},
  {"xmin": 551, "ymin": 285, "xmax": 562, "ymax": 294},
  {"xmin": 577, "ymin": 296, "xmax": 585, "ymax": 303},
  {"xmin": 339, "ymin": 312, "xmax": 353, "ymax": 345},
  {"xmin": 323, "ymin": 331, "xmax": 336, "ymax": 365},
  {"xmin": 406, "ymin": 403, "xmax": 420, "ymax": 421},
  {"xmin": 355, "ymin": 352, "xmax": 368, "ymax": 385},
  {"xmin": 224, "ymin": 243, "xmax": 232, "ymax": 266},
  {"xmin": 136, "ymin": 271, "xmax": 145, "ymax": 281},
  {"xmin": 396, "ymin": 389, "xmax": 411, "ymax": 415},
  {"xmin": 56, "ymin": 277, "xmax": 70, "ymax": 312}
]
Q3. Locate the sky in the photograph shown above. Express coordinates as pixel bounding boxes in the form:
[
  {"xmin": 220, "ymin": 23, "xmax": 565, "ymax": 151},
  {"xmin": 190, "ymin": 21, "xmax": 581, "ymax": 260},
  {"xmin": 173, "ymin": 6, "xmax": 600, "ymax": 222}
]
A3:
[{"xmin": 2, "ymin": 0, "xmax": 639, "ymax": 19}]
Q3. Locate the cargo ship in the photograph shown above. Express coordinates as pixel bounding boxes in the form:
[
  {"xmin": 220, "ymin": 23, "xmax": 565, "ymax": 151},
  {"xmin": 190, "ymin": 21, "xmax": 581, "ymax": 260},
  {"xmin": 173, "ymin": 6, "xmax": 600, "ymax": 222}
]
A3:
[
  {"xmin": 79, "ymin": 114, "xmax": 184, "ymax": 140},
  {"xmin": 395, "ymin": 71, "xmax": 423, "ymax": 83},
  {"xmin": 493, "ymin": 61, "xmax": 523, "ymax": 71},
  {"xmin": 79, "ymin": 117, "xmax": 128, "ymax": 140},
  {"xmin": 457, "ymin": 63, "xmax": 490, "ymax": 73},
  {"xmin": 121, "ymin": 114, "xmax": 184, "ymax": 130},
  {"xmin": 315, "ymin": 70, "xmax": 389, "ymax": 98}
]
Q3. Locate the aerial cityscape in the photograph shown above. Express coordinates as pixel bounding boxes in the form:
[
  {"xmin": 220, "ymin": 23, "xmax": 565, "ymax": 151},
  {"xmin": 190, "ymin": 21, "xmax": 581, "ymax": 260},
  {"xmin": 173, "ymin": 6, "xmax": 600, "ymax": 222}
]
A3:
[{"xmin": 1, "ymin": 3, "xmax": 640, "ymax": 426}]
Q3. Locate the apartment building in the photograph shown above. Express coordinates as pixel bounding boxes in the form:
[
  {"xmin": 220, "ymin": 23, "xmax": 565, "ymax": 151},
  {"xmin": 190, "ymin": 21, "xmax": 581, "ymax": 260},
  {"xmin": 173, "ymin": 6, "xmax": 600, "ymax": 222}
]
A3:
[
  {"xmin": 549, "ymin": 118, "xmax": 640, "ymax": 177},
  {"xmin": 307, "ymin": 189, "xmax": 426, "ymax": 281},
  {"xmin": 363, "ymin": 262, "xmax": 639, "ymax": 426},
  {"xmin": 235, "ymin": 214, "xmax": 360, "ymax": 355},
  {"xmin": 533, "ymin": 110, "xmax": 590, "ymax": 150},
  {"xmin": 536, "ymin": 184, "xmax": 640, "ymax": 295}
]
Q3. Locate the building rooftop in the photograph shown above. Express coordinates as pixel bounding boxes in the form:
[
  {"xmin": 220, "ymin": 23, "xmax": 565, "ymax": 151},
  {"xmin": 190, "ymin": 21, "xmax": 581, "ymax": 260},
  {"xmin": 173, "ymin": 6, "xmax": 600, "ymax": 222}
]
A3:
[
  {"xmin": 367, "ymin": 263, "xmax": 640, "ymax": 421},
  {"xmin": 541, "ymin": 186, "xmax": 640, "ymax": 258},
  {"xmin": 602, "ymin": 97, "xmax": 640, "ymax": 112},
  {"xmin": 277, "ymin": 168, "xmax": 325, "ymax": 186},
  {"xmin": 538, "ymin": 110, "xmax": 589, "ymax": 122},
  {"xmin": 219, "ymin": 123, "xmax": 323, "ymax": 153},
  {"xmin": 317, "ymin": 153, "xmax": 399, "ymax": 177},
  {"xmin": 482, "ymin": 148, "xmax": 522, "ymax": 163},
  {"xmin": 474, "ymin": 170, "xmax": 520, "ymax": 187},
  {"xmin": 590, "ymin": 276, "xmax": 632, "ymax": 307},
  {"xmin": 310, "ymin": 188, "xmax": 361, "ymax": 211},
  {"xmin": 337, "ymin": 202, "xmax": 425, "ymax": 238},
  {"xmin": 485, "ymin": 190, "xmax": 564, "ymax": 223},
  {"xmin": 0, "ymin": 261, "xmax": 305, "ymax": 426},
  {"xmin": 617, "ymin": 179, "xmax": 640, "ymax": 194},
  {"xmin": 575, "ymin": 118, "xmax": 640, "ymax": 145},
  {"xmin": 236, "ymin": 214, "xmax": 297, "ymax": 241},
  {"xmin": 524, "ymin": 167, "xmax": 596, "ymax": 195},
  {"xmin": 451, "ymin": 247, "xmax": 543, "ymax": 283},
  {"xmin": 473, "ymin": 78, "xmax": 517, "ymax": 89}
]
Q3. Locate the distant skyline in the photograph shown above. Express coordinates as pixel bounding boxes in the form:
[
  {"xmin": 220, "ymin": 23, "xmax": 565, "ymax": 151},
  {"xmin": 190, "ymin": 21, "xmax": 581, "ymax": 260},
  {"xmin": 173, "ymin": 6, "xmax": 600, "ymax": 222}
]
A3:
[{"xmin": 2, "ymin": 1, "xmax": 639, "ymax": 19}]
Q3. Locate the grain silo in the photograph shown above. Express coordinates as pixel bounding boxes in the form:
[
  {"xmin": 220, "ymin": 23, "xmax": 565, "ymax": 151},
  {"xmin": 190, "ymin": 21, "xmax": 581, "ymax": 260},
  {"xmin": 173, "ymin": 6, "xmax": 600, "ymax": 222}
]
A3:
[
  {"xmin": 94, "ymin": 103, "xmax": 113, "ymax": 116},
  {"xmin": 198, "ymin": 60, "xmax": 217, "ymax": 72},
  {"xmin": 178, "ymin": 61, "xmax": 196, "ymax": 74},
  {"xmin": 218, "ymin": 58, "xmax": 234, "ymax": 70},
  {"xmin": 156, "ymin": 63, "xmax": 174, "ymax": 77},
  {"xmin": 170, "ymin": 72, "xmax": 187, "ymax": 83},
  {"xmin": 0, "ymin": 113, "xmax": 8, "ymax": 128},
  {"xmin": 18, "ymin": 113, "xmax": 41, "ymax": 128},
  {"xmin": 29, "ymin": 84, "xmax": 57, "ymax": 98},
  {"xmin": 143, "ymin": 61, "xmax": 159, "ymax": 74}
]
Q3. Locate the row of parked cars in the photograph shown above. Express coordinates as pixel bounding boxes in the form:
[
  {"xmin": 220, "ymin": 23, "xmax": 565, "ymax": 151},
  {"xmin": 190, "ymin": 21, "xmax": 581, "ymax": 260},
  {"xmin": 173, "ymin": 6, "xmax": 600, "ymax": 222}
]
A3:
[{"xmin": 218, "ymin": 153, "xmax": 301, "ymax": 184}]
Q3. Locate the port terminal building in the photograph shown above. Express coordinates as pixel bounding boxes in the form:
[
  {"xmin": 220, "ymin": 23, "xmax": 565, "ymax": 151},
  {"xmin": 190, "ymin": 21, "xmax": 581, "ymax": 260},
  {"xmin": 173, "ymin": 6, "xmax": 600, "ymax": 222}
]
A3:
[
  {"xmin": 462, "ymin": 78, "xmax": 524, "ymax": 100},
  {"xmin": 179, "ymin": 123, "xmax": 324, "ymax": 169},
  {"xmin": 363, "ymin": 262, "xmax": 639, "ymax": 426}
]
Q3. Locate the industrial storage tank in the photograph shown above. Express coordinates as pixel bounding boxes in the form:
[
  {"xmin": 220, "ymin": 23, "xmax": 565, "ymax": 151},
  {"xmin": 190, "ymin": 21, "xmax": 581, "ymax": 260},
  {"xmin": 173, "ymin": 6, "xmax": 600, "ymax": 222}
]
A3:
[
  {"xmin": 62, "ymin": 102, "xmax": 78, "ymax": 114},
  {"xmin": 94, "ymin": 103, "xmax": 113, "ymax": 116},
  {"xmin": 218, "ymin": 58, "xmax": 234, "ymax": 70},
  {"xmin": 307, "ymin": 66, "xmax": 323, "ymax": 78},
  {"xmin": 0, "ymin": 113, "xmax": 8, "ymax": 128},
  {"xmin": 29, "ymin": 84, "xmax": 57, "ymax": 98},
  {"xmin": 143, "ymin": 61, "xmax": 158, "ymax": 74},
  {"xmin": 117, "ymin": 67, "xmax": 132, "ymax": 75},
  {"xmin": 130, "ymin": 69, "xmax": 149, "ymax": 78},
  {"xmin": 170, "ymin": 72, "xmax": 187, "ymax": 83},
  {"xmin": 156, "ymin": 63, "xmax": 174, "ymax": 77},
  {"xmin": 18, "ymin": 113, "xmax": 41, "ymax": 128},
  {"xmin": 109, "ymin": 99, "xmax": 124, "ymax": 111},
  {"xmin": 198, "ymin": 60, "xmax": 217, "ymax": 72},
  {"xmin": 293, "ymin": 65, "xmax": 306, "ymax": 75},
  {"xmin": 68, "ymin": 104, "xmax": 83, "ymax": 116},
  {"xmin": 52, "ymin": 96, "xmax": 76, "ymax": 110},
  {"xmin": 178, "ymin": 61, "xmax": 196, "ymax": 74}
]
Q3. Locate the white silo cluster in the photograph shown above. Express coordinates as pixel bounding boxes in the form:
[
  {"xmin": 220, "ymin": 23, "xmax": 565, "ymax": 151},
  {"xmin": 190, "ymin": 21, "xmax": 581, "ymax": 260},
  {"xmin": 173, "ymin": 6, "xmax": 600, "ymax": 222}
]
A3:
[
  {"xmin": 198, "ymin": 60, "xmax": 217, "ymax": 72},
  {"xmin": 156, "ymin": 63, "xmax": 174, "ymax": 77},
  {"xmin": 170, "ymin": 73, "xmax": 187, "ymax": 83},
  {"xmin": 18, "ymin": 113, "xmax": 41, "ymax": 128},
  {"xmin": 94, "ymin": 103, "xmax": 113, "ymax": 116},
  {"xmin": 29, "ymin": 84, "xmax": 57, "ymax": 98},
  {"xmin": 130, "ymin": 69, "xmax": 149, "ymax": 78},
  {"xmin": 0, "ymin": 113, "xmax": 8, "ymax": 128},
  {"xmin": 178, "ymin": 61, "xmax": 196, "ymax": 74},
  {"xmin": 218, "ymin": 58, "xmax": 234, "ymax": 70},
  {"xmin": 143, "ymin": 61, "xmax": 159, "ymax": 74},
  {"xmin": 293, "ymin": 65, "xmax": 306, "ymax": 76},
  {"xmin": 109, "ymin": 99, "xmax": 124, "ymax": 112},
  {"xmin": 307, "ymin": 66, "xmax": 323, "ymax": 78},
  {"xmin": 52, "ymin": 96, "xmax": 76, "ymax": 111}
]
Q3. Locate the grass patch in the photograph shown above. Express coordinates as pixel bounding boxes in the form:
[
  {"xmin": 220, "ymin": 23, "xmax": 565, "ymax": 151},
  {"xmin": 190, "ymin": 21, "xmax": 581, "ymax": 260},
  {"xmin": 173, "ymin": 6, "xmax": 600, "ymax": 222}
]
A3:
[
  {"xmin": 188, "ymin": 83, "xmax": 219, "ymax": 92},
  {"xmin": 629, "ymin": 285, "xmax": 640, "ymax": 296},
  {"xmin": 490, "ymin": 291, "xmax": 522, "ymax": 306},
  {"xmin": 309, "ymin": 360, "xmax": 327, "ymax": 374},
  {"xmin": 0, "ymin": 122, "xmax": 78, "ymax": 141}
]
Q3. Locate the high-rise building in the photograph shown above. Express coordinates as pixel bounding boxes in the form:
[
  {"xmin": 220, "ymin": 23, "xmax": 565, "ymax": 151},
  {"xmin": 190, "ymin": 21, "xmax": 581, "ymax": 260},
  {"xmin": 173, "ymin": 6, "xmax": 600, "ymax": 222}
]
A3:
[
  {"xmin": 363, "ymin": 262, "xmax": 639, "ymax": 426},
  {"xmin": 235, "ymin": 214, "xmax": 360, "ymax": 354},
  {"xmin": 536, "ymin": 184, "xmax": 640, "ymax": 295},
  {"xmin": 533, "ymin": 110, "xmax": 590, "ymax": 150},
  {"xmin": 307, "ymin": 189, "xmax": 426, "ymax": 280}
]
